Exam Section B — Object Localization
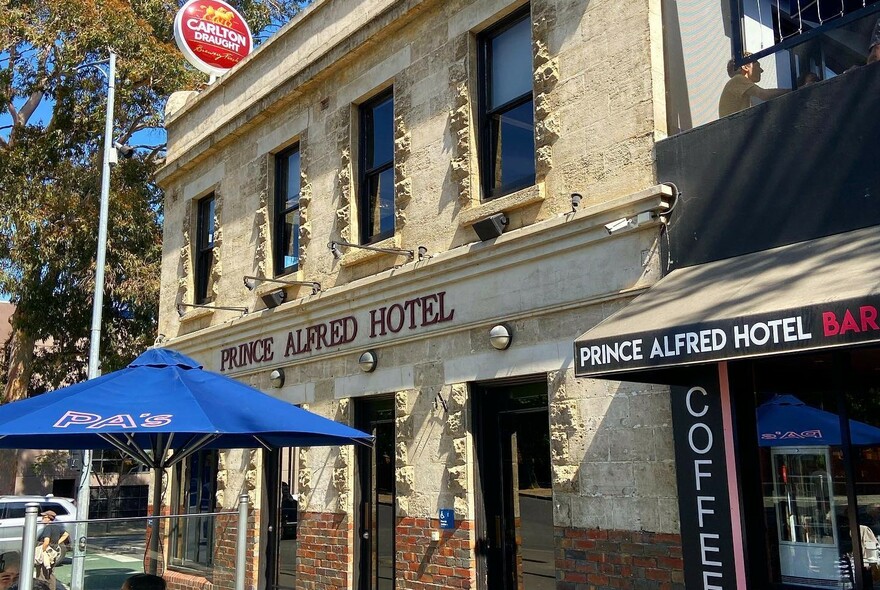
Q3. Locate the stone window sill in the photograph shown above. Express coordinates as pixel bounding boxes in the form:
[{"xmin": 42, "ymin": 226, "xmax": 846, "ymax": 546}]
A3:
[
  {"xmin": 459, "ymin": 183, "xmax": 544, "ymax": 227},
  {"xmin": 177, "ymin": 305, "xmax": 214, "ymax": 323},
  {"xmin": 338, "ymin": 235, "xmax": 410, "ymax": 267}
]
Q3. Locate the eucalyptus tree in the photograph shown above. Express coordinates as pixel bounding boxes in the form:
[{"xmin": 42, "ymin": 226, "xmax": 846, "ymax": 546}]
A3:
[{"xmin": 0, "ymin": 0, "xmax": 307, "ymax": 400}]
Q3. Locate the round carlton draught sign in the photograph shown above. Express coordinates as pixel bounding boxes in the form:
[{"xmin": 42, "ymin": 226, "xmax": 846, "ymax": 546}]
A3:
[{"xmin": 174, "ymin": 0, "xmax": 253, "ymax": 77}]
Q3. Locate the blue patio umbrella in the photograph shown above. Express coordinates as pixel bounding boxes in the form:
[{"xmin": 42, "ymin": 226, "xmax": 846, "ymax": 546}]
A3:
[
  {"xmin": 0, "ymin": 348, "xmax": 372, "ymax": 459},
  {"xmin": 758, "ymin": 394, "xmax": 880, "ymax": 447},
  {"xmin": 0, "ymin": 348, "xmax": 372, "ymax": 576}
]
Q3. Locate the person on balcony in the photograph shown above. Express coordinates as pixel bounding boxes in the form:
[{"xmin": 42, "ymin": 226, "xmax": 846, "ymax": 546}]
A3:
[
  {"xmin": 868, "ymin": 18, "xmax": 880, "ymax": 65},
  {"xmin": 719, "ymin": 53, "xmax": 789, "ymax": 117}
]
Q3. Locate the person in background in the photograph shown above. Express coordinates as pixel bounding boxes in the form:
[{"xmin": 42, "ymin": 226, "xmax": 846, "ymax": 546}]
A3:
[
  {"xmin": 719, "ymin": 52, "xmax": 790, "ymax": 117},
  {"xmin": 121, "ymin": 574, "xmax": 166, "ymax": 590},
  {"xmin": 35, "ymin": 511, "xmax": 68, "ymax": 590},
  {"xmin": 798, "ymin": 72, "xmax": 820, "ymax": 87},
  {"xmin": 868, "ymin": 18, "xmax": 880, "ymax": 65}
]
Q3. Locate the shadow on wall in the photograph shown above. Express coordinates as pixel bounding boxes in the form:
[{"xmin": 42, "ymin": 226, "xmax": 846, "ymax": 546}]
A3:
[{"xmin": 561, "ymin": 377, "xmax": 679, "ymax": 535}]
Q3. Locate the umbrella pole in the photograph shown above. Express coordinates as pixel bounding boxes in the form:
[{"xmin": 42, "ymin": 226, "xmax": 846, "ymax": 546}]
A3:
[{"xmin": 149, "ymin": 466, "xmax": 162, "ymax": 575}]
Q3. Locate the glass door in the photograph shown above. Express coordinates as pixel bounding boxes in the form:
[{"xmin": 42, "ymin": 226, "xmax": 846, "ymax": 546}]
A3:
[
  {"xmin": 356, "ymin": 397, "xmax": 395, "ymax": 590},
  {"xmin": 476, "ymin": 382, "xmax": 554, "ymax": 590}
]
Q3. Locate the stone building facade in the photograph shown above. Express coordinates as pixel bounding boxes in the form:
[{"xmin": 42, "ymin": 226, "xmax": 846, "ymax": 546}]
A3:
[{"xmin": 156, "ymin": 0, "xmax": 679, "ymax": 589}]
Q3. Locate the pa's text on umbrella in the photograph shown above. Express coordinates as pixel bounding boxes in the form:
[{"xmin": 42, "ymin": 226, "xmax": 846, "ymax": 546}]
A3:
[{"xmin": 54, "ymin": 411, "xmax": 173, "ymax": 429}]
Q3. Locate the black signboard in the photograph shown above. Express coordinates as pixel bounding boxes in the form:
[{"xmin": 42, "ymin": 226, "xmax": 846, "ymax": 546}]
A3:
[
  {"xmin": 575, "ymin": 295, "xmax": 880, "ymax": 377},
  {"xmin": 671, "ymin": 369, "xmax": 736, "ymax": 590}
]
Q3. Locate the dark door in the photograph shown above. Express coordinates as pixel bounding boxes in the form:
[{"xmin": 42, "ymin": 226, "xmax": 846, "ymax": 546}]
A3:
[
  {"xmin": 356, "ymin": 397, "xmax": 396, "ymax": 590},
  {"xmin": 476, "ymin": 381, "xmax": 554, "ymax": 590},
  {"xmin": 265, "ymin": 447, "xmax": 298, "ymax": 590}
]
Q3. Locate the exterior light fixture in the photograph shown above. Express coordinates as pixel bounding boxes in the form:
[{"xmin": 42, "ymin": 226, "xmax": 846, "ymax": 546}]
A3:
[
  {"xmin": 328, "ymin": 241, "xmax": 415, "ymax": 260},
  {"xmin": 488, "ymin": 324, "xmax": 513, "ymax": 350},
  {"xmin": 243, "ymin": 275, "xmax": 321, "ymax": 295},
  {"xmin": 472, "ymin": 213, "xmax": 508, "ymax": 241},
  {"xmin": 176, "ymin": 303, "xmax": 248, "ymax": 318},
  {"xmin": 269, "ymin": 369, "xmax": 285, "ymax": 388},
  {"xmin": 261, "ymin": 290, "xmax": 286, "ymax": 308},
  {"xmin": 358, "ymin": 350, "xmax": 378, "ymax": 373},
  {"xmin": 570, "ymin": 193, "xmax": 583, "ymax": 212},
  {"xmin": 418, "ymin": 246, "xmax": 431, "ymax": 261}
]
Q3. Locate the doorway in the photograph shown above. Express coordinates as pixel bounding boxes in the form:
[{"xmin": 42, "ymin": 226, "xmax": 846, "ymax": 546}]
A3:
[
  {"xmin": 265, "ymin": 447, "xmax": 298, "ymax": 590},
  {"xmin": 355, "ymin": 397, "xmax": 396, "ymax": 590},
  {"xmin": 475, "ymin": 381, "xmax": 554, "ymax": 590}
]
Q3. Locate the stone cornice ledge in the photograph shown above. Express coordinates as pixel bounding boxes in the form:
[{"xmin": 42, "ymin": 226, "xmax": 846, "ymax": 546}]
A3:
[{"xmin": 165, "ymin": 184, "xmax": 673, "ymax": 351}]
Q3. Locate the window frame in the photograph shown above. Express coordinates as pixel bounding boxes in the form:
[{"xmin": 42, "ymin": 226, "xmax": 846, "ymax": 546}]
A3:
[
  {"xmin": 478, "ymin": 6, "xmax": 536, "ymax": 200},
  {"xmin": 274, "ymin": 144, "xmax": 301, "ymax": 276},
  {"xmin": 170, "ymin": 448, "xmax": 219, "ymax": 572},
  {"xmin": 194, "ymin": 194, "xmax": 215, "ymax": 304},
  {"xmin": 358, "ymin": 89, "xmax": 395, "ymax": 245}
]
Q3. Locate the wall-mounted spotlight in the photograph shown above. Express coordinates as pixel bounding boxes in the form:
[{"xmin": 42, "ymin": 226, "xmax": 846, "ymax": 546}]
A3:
[
  {"xmin": 261, "ymin": 289, "xmax": 286, "ymax": 308},
  {"xmin": 418, "ymin": 246, "xmax": 431, "ymax": 261},
  {"xmin": 329, "ymin": 241, "xmax": 415, "ymax": 260},
  {"xmin": 488, "ymin": 324, "xmax": 513, "ymax": 350},
  {"xmin": 358, "ymin": 350, "xmax": 378, "ymax": 373},
  {"xmin": 177, "ymin": 303, "xmax": 249, "ymax": 318},
  {"xmin": 472, "ymin": 213, "xmax": 508, "ymax": 241},
  {"xmin": 570, "ymin": 193, "xmax": 583, "ymax": 212},
  {"xmin": 243, "ymin": 275, "xmax": 321, "ymax": 295},
  {"xmin": 269, "ymin": 368, "xmax": 285, "ymax": 388}
]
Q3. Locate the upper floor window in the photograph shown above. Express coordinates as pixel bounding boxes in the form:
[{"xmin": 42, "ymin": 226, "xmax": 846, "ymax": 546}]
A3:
[
  {"xmin": 275, "ymin": 145, "xmax": 301, "ymax": 275},
  {"xmin": 479, "ymin": 8, "xmax": 535, "ymax": 199},
  {"xmin": 195, "ymin": 194, "xmax": 215, "ymax": 304},
  {"xmin": 359, "ymin": 90, "xmax": 394, "ymax": 244}
]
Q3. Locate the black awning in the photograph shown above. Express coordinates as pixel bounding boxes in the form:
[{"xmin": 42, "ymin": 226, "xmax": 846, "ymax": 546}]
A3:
[{"xmin": 574, "ymin": 226, "xmax": 880, "ymax": 377}]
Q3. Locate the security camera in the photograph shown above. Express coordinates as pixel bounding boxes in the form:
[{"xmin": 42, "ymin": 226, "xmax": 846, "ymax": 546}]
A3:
[{"xmin": 604, "ymin": 217, "xmax": 635, "ymax": 234}]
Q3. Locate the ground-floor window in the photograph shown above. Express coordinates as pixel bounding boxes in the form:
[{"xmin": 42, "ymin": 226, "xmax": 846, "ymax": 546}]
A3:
[
  {"xmin": 170, "ymin": 448, "xmax": 218, "ymax": 571},
  {"xmin": 733, "ymin": 348, "xmax": 880, "ymax": 589}
]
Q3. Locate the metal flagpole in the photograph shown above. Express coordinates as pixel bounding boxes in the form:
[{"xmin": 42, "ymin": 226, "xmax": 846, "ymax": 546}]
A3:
[{"xmin": 71, "ymin": 49, "xmax": 116, "ymax": 590}]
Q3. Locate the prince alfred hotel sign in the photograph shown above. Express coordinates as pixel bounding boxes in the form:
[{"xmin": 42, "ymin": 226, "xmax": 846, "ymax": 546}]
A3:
[{"xmin": 220, "ymin": 291, "xmax": 454, "ymax": 372}]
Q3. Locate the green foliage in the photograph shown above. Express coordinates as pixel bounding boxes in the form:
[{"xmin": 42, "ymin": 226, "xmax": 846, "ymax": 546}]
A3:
[{"xmin": 0, "ymin": 0, "xmax": 308, "ymax": 393}]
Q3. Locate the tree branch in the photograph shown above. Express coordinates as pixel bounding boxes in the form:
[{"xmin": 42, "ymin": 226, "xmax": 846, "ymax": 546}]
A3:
[{"xmin": 16, "ymin": 46, "xmax": 52, "ymax": 126}]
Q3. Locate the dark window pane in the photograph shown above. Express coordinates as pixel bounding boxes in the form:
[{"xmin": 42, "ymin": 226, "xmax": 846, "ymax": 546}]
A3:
[
  {"xmin": 199, "ymin": 197, "xmax": 215, "ymax": 250},
  {"xmin": 365, "ymin": 95, "xmax": 394, "ymax": 169},
  {"xmin": 195, "ymin": 195, "xmax": 215, "ymax": 304},
  {"xmin": 285, "ymin": 150, "xmax": 301, "ymax": 208},
  {"xmin": 275, "ymin": 147, "xmax": 300, "ymax": 274},
  {"xmin": 489, "ymin": 16, "xmax": 533, "ymax": 109},
  {"xmin": 282, "ymin": 209, "xmax": 300, "ymax": 270},
  {"xmin": 365, "ymin": 167, "xmax": 395, "ymax": 240},
  {"xmin": 490, "ymin": 99, "xmax": 535, "ymax": 191}
]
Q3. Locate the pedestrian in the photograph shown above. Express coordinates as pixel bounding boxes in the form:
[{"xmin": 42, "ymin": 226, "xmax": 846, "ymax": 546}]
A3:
[
  {"xmin": 121, "ymin": 574, "xmax": 166, "ymax": 590},
  {"xmin": 35, "ymin": 511, "xmax": 68, "ymax": 590}
]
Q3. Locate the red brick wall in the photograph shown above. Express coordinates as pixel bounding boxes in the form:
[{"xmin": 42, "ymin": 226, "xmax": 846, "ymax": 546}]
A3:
[
  {"xmin": 556, "ymin": 528, "xmax": 684, "ymax": 590},
  {"xmin": 396, "ymin": 517, "xmax": 474, "ymax": 589},
  {"xmin": 296, "ymin": 511, "xmax": 351, "ymax": 589}
]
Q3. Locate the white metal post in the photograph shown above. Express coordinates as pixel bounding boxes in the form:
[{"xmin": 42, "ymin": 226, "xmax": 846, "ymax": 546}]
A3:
[
  {"xmin": 235, "ymin": 494, "xmax": 249, "ymax": 590},
  {"xmin": 71, "ymin": 49, "xmax": 116, "ymax": 590},
  {"xmin": 19, "ymin": 503, "xmax": 39, "ymax": 590}
]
